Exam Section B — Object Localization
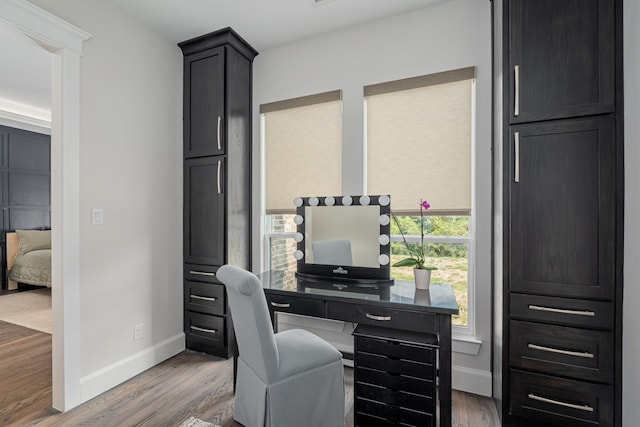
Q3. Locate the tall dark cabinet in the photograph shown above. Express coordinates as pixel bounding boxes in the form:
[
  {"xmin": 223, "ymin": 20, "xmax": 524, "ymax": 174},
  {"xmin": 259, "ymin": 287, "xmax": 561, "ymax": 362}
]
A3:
[
  {"xmin": 499, "ymin": 1, "xmax": 623, "ymax": 426},
  {"xmin": 179, "ymin": 28, "xmax": 257, "ymax": 359}
]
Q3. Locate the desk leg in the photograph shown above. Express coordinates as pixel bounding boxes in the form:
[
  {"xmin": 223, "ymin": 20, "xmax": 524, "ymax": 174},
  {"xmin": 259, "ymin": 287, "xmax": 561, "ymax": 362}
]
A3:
[{"xmin": 439, "ymin": 314, "xmax": 452, "ymax": 427}]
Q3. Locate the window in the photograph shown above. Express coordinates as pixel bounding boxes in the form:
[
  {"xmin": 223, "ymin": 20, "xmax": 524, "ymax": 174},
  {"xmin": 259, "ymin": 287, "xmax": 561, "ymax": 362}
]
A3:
[
  {"xmin": 262, "ymin": 91, "xmax": 343, "ymax": 272},
  {"xmin": 365, "ymin": 68, "xmax": 475, "ymax": 328}
]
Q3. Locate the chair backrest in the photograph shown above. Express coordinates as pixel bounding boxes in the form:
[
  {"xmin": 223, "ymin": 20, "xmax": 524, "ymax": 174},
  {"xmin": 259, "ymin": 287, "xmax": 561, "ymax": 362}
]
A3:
[
  {"xmin": 312, "ymin": 239, "xmax": 353, "ymax": 266},
  {"xmin": 216, "ymin": 265, "xmax": 279, "ymax": 382}
]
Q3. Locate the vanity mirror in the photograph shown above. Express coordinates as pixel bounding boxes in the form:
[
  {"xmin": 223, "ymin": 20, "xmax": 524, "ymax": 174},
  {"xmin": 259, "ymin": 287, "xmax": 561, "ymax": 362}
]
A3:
[{"xmin": 294, "ymin": 195, "xmax": 393, "ymax": 284}]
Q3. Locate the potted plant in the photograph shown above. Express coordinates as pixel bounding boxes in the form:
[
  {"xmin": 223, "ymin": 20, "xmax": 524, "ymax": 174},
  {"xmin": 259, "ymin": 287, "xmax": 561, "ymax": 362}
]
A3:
[{"xmin": 392, "ymin": 199, "xmax": 437, "ymax": 289}]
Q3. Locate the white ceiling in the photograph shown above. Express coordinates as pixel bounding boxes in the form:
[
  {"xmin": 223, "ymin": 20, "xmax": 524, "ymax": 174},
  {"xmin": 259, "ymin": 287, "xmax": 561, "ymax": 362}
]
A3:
[{"xmin": 0, "ymin": 0, "xmax": 447, "ymax": 120}]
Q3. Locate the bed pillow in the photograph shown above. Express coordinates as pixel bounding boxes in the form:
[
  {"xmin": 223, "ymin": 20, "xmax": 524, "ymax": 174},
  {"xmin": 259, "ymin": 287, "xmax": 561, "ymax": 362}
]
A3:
[{"xmin": 17, "ymin": 229, "xmax": 51, "ymax": 254}]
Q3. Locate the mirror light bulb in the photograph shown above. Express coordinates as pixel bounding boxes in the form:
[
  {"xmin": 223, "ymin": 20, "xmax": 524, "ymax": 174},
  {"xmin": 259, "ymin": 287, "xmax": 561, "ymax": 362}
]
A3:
[
  {"xmin": 378, "ymin": 195, "xmax": 390, "ymax": 206},
  {"xmin": 342, "ymin": 196, "xmax": 353, "ymax": 206},
  {"xmin": 294, "ymin": 250, "xmax": 304, "ymax": 260},
  {"xmin": 294, "ymin": 232, "xmax": 304, "ymax": 242},
  {"xmin": 294, "ymin": 215, "xmax": 304, "ymax": 225},
  {"xmin": 378, "ymin": 254, "xmax": 390, "ymax": 265},
  {"xmin": 359, "ymin": 195, "xmax": 370, "ymax": 206},
  {"xmin": 378, "ymin": 234, "xmax": 390, "ymax": 245},
  {"xmin": 324, "ymin": 196, "xmax": 335, "ymax": 206},
  {"xmin": 378, "ymin": 214, "xmax": 390, "ymax": 226},
  {"xmin": 309, "ymin": 197, "xmax": 319, "ymax": 206},
  {"xmin": 293, "ymin": 197, "xmax": 303, "ymax": 207}
]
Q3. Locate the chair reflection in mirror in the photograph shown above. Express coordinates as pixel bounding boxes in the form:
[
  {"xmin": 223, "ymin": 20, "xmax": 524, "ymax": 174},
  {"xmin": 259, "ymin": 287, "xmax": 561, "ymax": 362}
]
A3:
[{"xmin": 311, "ymin": 240, "xmax": 353, "ymax": 266}]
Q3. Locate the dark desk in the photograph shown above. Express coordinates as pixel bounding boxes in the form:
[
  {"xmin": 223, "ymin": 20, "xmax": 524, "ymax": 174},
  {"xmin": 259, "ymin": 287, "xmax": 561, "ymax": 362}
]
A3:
[{"xmin": 260, "ymin": 270, "xmax": 459, "ymax": 427}]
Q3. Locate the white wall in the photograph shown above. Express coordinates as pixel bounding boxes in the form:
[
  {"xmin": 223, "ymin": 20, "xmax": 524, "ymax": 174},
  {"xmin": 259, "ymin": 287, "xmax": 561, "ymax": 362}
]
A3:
[
  {"xmin": 253, "ymin": 0, "xmax": 493, "ymax": 395},
  {"xmin": 29, "ymin": 0, "xmax": 183, "ymax": 401},
  {"xmin": 623, "ymin": 0, "xmax": 640, "ymax": 424}
]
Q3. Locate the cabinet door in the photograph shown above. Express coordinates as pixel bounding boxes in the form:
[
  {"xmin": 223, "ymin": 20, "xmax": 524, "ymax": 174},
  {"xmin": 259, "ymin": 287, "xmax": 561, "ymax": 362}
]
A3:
[
  {"xmin": 508, "ymin": 118, "xmax": 615, "ymax": 300},
  {"xmin": 184, "ymin": 47, "xmax": 225, "ymax": 158},
  {"xmin": 184, "ymin": 157, "xmax": 225, "ymax": 266},
  {"xmin": 508, "ymin": 0, "xmax": 614, "ymax": 123}
]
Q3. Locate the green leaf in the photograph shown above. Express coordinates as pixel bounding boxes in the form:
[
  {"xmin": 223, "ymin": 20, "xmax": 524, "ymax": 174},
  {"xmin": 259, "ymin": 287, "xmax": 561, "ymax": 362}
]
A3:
[{"xmin": 392, "ymin": 258, "xmax": 420, "ymax": 268}]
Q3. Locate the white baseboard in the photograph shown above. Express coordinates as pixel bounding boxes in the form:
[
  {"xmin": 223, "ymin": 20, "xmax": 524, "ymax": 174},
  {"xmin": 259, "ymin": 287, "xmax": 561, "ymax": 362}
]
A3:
[
  {"xmin": 79, "ymin": 333, "xmax": 185, "ymax": 403},
  {"xmin": 452, "ymin": 365, "xmax": 492, "ymax": 397}
]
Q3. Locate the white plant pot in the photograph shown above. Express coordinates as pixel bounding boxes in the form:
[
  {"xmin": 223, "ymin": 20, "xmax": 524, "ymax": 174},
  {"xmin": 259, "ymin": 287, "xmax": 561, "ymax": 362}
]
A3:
[{"xmin": 414, "ymin": 268, "xmax": 432, "ymax": 290}]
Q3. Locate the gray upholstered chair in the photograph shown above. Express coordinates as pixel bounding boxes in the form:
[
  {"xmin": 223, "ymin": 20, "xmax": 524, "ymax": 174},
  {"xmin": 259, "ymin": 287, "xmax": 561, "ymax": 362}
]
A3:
[{"xmin": 216, "ymin": 265, "xmax": 345, "ymax": 427}]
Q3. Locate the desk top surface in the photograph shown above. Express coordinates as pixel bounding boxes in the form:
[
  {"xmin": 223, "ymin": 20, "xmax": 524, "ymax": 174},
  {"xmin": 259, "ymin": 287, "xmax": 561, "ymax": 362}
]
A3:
[{"xmin": 259, "ymin": 270, "xmax": 459, "ymax": 315}]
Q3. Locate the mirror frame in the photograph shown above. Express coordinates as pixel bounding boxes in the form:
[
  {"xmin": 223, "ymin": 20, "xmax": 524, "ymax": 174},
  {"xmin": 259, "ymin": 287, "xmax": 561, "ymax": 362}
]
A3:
[{"xmin": 294, "ymin": 195, "xmax": 393, "ymax": 284}]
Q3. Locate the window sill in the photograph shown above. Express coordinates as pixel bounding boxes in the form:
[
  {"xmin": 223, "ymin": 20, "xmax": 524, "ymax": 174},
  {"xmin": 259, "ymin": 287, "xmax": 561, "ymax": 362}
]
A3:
[{"xmin": 452, "ymin": 333, "xmax": 482, "ymax": 355}]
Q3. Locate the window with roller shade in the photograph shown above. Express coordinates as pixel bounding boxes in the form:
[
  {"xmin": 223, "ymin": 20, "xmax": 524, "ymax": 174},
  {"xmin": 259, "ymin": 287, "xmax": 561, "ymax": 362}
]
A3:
[
  {"xmin": 262, "ymin": 91, "xmax": 342, "ymax": 275},
  {"xmin": 366, "ymin": 68, "xmax": 474, "ymax": 327}
]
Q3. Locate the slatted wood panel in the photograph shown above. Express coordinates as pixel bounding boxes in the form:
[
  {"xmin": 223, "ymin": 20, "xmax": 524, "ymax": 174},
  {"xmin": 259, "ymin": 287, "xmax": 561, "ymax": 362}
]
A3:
[{"xmin": 0, "ymin": 321, "xmax": 499, "ymax": 426}]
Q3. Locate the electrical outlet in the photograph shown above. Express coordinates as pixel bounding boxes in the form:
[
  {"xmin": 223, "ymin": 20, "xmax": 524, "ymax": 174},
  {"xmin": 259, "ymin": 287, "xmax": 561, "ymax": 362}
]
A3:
[{"xmin": 134, "ymin": 323, "xmax": 144, "ymax": 341}]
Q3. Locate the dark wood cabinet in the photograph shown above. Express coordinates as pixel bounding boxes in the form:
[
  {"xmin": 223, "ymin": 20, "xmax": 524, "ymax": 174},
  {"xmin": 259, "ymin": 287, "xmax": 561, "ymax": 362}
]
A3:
[
  {"xmin": 508, "ymin": 0, "xmax": 615, "ymax": 123},
  {"xmin": 499, "ymin": 1, "xmax": 623, "ymax": 425},
  {"xmin": 353, "ymin": 325, "xmax": 438, "ymax": 427},
  {"xmin": 179, "ymin": 28, "xmax": 257, "ymax": 358},
  {"xmin": 508, "ymin": 118, "xmax": 616, "ymax": 300}
]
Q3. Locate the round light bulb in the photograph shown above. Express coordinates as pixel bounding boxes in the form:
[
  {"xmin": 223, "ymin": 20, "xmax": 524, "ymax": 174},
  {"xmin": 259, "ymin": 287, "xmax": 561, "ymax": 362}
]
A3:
[
  {"xmin": 359, "ymin": 195, "xmax": 370, "ymax": 206},
  {"xmin": 294, "ymin": 250, "xmax": 304, "ymax": 260},
  {"xmin": 309, "ymin": 197, "xmax": 319, "ymax": 206},
  {"xmin": 378, "ymin": 254, "xmax": 390, "ymax": 265},
  {"xmin": 378, "ymin": 214, "xmax": 390, "ymax": 226},
  {"xmin": 294, "ymin": 215, "xmax": 304, "ymax": 225},
  {"xmin": 294, "ymin": 232, "xmax": 304, "ymax": 242},
  {"xmin": 324, "ymin": 196, "xmax": 335, "ymax": 206},
  {"xmin": 378, "ymin": 195, "xmax": 390, "ymax": 206},
  {"xmin": 293, "ymin": 197, "xmax": 303, "ymax": 207},
  {"xmin": 378, "ymin": 234, "xmax": 390, "ymax": 245},
  {"xmin": 342, "ymin": 196, "xmax": 353, "ymax": 206}
]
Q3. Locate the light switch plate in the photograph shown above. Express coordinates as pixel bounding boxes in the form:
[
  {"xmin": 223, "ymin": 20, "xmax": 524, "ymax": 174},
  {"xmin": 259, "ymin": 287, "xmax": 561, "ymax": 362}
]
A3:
[{"xmin": 92, "ymin": 208, "xmax": 104, "ymax": 225}]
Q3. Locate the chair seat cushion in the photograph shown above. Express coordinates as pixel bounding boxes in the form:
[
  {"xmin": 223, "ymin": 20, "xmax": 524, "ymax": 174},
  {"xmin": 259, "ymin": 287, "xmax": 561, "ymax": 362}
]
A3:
[{"xmin": 274, "ymin": 329, "xmax": 343, "ymax": 381}]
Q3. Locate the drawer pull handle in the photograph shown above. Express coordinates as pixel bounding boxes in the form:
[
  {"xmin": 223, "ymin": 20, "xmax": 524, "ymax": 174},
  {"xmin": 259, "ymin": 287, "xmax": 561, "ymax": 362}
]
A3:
[
  {"xmin": 514, "ymin": 65, "xmax": 520, "ymax": 116},
  {"xmin": 514, "ymin": 132, "xmax": 520, "ymax": 183},
  {"xmin": 190, "ymin": 326, "xmax": 217, "ymax": 334},
  {"xmin": 217, "ymin": 116, "xmax": 222, "ymax": 150},
  {"xmin": 270, "ymin": 302, "xmax": 291, "ymax": 308},
  {"xmin": 365, "ymin": 313, "xmax": 392, "ymax": 321},
  {"xmin": 528, "ymin": 393, "xmax": 594, "ymax": 412},
  {"xmin": 528, "ymin": 343, "xmax": 594, "ymax": 359},
  {"xmin": 190, "ymin": 295, "xmax": 217, "ymax": 302},
  {"xmin": 189, "ymin": 271, "xmax": 216, "ymax": 277},
  {"xmin": 528, "ymin": 305, "xmax": 595, "ymax": 317}
]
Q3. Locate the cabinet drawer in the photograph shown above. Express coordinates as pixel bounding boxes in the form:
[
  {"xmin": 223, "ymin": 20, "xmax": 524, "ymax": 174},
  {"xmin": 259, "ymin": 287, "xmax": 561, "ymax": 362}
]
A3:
[
  {"xmin": 356, "ymin": 382, "xmax": 434, "ymax": 414},
  {"xmin": 510, "ymin": 369, "xmax": 613, "ymax": 427},
  {"xmin": 357, "ymin": 352, "xmax": 435, "ymax": 381},
  {"xmin": 510, "ymin": 320, "xmax": 613, "ymax": 383},
  {"xmin": 328, "ymin": 301, "xmax": 436, "ymax": 334},
  {"xmin": 356, "ymin": 366, "xmax": 435, "ymax": 397},
  {"xmin": 355, "ymin": 398, "xmax": 433, "ymax": 427},
  {"xmin": 356, "ymin": 335, "xmax": 435, "ymax": 365},
  {"xmin": 265, "ymin": 294, "xmax": 324, "ymax": 317},
  {"xmin": 185, "ymin": 311, "xmax": 225, "ymax": 350},
  {"xmin": 184, "ymin": 264, "xmax": 221, "ymax": 283},
  {"xmin": 185, "ymin": 281, "xmax": 225, "ymax": 315},
  {"xmin": 510, "ymin": 293, "xmax": 613, "ymax": 330}
]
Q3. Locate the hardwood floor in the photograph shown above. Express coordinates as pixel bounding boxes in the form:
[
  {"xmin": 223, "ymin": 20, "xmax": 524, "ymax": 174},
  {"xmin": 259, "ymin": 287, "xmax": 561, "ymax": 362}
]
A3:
[
  {"xmin": 1, "ymin": 321, "xmax": 500, "ymax": 426},
  {"xmin": 0, "ymin": 321, "xmax": 52, "ymax": 426}
]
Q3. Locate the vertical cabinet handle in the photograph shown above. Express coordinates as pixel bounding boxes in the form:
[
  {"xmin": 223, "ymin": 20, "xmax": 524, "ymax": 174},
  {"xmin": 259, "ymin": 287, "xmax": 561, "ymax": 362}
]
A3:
[
  {"xmin": 514, "ymin": 65, "xmax": 520, "ymax": 116},
  {"xmin": 217, "ymin": 116, "xmax": 222, "ymax": 151},
  {"xmin": 514, "ymin": 132, "xmax": 520, "ymax": 183},
  {"xmin": 217, "ymin": 160, "xmax": 222, "ymax": 194}
]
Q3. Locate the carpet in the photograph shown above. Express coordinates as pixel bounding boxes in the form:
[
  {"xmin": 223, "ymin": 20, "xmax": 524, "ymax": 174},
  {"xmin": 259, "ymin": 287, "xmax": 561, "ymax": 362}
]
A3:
[
  {"xmin": 0, "ymin": 288, "xmax": 51, "ymax": 334},
  {"xmin": 178, "ymin": 417, "xmax": 221, "ymax": 427}
]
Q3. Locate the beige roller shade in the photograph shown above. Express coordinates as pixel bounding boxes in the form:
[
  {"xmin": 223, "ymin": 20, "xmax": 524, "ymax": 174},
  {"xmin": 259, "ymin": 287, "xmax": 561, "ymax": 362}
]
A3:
[
  {"xmin": 366, "ymin": 69, "xmax": 473, "ymax": 215},
  {"xmin": 263, "ymin": 91, "xmax": 342, "ymax": 214}
]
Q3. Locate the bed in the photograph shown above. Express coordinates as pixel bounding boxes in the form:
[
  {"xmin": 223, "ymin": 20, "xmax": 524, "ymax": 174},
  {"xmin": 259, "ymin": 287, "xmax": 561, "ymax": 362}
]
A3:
[{"xmin": 6, "ymin": 230, "xmax": 52, "ymax": 290}]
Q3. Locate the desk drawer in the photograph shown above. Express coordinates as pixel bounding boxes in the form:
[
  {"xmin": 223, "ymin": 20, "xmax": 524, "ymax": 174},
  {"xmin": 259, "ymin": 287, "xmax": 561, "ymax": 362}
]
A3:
[
  {"xmin": 510, "ymin": 320, "xmax": 614, "ymax": 383},
  {"xmin": 357, "ymin": 352, "xmax": 435, "ymax": 381},
  {"xmin": 356, "ymin": 382, "xmax": 434, "ymax": 414},
  {"xmin": 355, "ymin": 398, "xmax": 433, "ymax": 427},
  {"xmin": 510, "ymin": 369, "xmax": 613, "ymax": 427},
  {"xmin": 356, "ymin": 366, "xmax": 435, "ymax": 397},
  {"xmin": 185, "ymin": 311, "xmax": 225, "ymax": 350},
  {"xmin": 328, "ymin": 301, "xmax": 436, "ymax": 334},
  {"xmin": 185, "ymin": 281, "xmax": 225, "ymax": 315},
  {"xmin": 510, "ymin": 293, "xmax": 613, "ymax": 330},
  {"xmin": 265, "ymin": 294, "xmax": 324, "ymax": 317},
  {"xmin": 357, "ymin": 335, "xmax": 435, "ymax": 364}
]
